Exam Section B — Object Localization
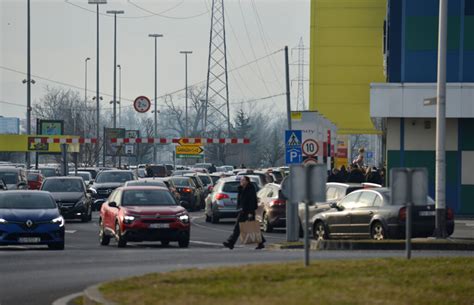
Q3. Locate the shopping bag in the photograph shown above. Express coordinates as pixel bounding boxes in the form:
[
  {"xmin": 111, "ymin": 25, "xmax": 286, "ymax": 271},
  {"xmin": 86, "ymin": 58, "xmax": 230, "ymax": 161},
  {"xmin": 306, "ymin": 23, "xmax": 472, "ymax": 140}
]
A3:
[{"xmin": 239, "ymin": 220, "xmax": 262, "ymax": 244}]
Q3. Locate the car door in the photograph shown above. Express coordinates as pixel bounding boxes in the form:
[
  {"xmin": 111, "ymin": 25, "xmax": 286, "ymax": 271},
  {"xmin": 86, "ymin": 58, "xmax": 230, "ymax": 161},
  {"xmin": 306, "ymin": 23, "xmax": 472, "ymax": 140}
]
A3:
[
  {"xmin": 103, "ymin": 190, "xmax": 119, "ymax": 229},
  {"xmin": 350, "ymin": 191, "xmax": 378, "ymax": 236},
  {"xmin": 326, "ymin": 192, "xmax": 361, "ymax": 235},
  {"xmin": 256, "ymin": 186, "xmax": 269, "ymax": 222}
]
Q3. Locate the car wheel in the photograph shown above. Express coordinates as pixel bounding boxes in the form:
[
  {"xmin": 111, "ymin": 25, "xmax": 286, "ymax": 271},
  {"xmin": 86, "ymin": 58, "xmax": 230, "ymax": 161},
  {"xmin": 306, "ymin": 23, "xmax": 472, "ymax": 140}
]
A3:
[
  {"xmin": 115, "ymin": 221, "xmax": 127, "ymax": 248},
  {"xmin": 99, "ymin": 219, "xmax": 110, "ymax": 246},
  {"xmin": 81, "ymin": 207, "xmax": 91, "ymax": 223},
  {"xmin": 313, "ymin": 221, "xmax": 328, "ymax": 241},
  {"xmin": 178, "ymin": 233, "xmax": 190, "ymax": 248},
  {"xmin": 370, "ymin": 221, "xmax": 386, "ymax": 240},
  {"xmin": 211, "ymin": 213, "xmax": 219, "ymax": 224},
  {"xmin": 262, "ymin": 213, "xmax": 273, "ymax": 233},
  {"xmin": 161, "ymin": 241, "xmax": 170, "ymax": 247},
  {"xmin": 48, "ymin": 242, "xmax": 65, "ymax": 250},
  {"xmin": 205, "ymin": 214, "xmax": 211, "ymax": 222}
]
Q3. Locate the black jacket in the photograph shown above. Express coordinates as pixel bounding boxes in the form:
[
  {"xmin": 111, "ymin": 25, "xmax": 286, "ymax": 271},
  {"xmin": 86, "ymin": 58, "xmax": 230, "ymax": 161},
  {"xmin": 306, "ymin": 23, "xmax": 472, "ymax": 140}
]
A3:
[{"xmin": 237, "ymin": 183, "xmax": 258, "ymax": 213}]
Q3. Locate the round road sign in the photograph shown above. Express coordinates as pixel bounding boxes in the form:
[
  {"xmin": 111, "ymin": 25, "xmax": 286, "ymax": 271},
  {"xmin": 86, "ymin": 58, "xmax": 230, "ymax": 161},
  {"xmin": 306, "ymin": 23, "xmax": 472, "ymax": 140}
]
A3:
[
  {"xmin": 134, "ymin": 96, "xmax": 151, "ymax": 113},
  {"xmin": 302, "ymin": 139, "xmax": 319, "ymax": 157},
  {"xmin": 303, "ymin": 158, "xmax": 318, "ymax": 166}
]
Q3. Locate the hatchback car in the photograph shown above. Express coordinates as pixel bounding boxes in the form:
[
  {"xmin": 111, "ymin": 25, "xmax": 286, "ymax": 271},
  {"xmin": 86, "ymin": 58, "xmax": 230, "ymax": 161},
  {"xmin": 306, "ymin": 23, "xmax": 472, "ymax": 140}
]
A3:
[
  {"xmin": 311, "ymin": 188, "xmax": 455, "ymax": 240},
  {"xmin": 27, "ymin": 172, "xmax": 44, "ymax": 190},
  {"xmin": 0, "ymin": 191, "xmax": 65, "ymax": 250},
  {"xmin": 168, "ymin": 177, "xmax": 201, "ymax": 211},
  {"xmin": 256, "ymin": 183, "xmax": 286, "ymax": 232},
  {"xmin": 99, "ymin": 186, "xmax": 190, "ymax": 248}
]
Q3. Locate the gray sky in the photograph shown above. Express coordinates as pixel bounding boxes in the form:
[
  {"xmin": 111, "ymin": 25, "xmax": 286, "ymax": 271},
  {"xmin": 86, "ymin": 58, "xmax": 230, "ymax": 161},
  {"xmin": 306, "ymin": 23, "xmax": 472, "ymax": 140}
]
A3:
[{"xmin": 0, "ymin": 0, "xmax": 310, "ymax": 122}]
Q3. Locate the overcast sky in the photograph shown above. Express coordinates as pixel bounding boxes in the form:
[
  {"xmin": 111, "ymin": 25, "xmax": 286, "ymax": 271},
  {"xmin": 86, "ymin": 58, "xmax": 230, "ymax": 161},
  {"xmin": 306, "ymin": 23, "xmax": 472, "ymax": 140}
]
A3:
[{"xmin": 0, "ymin": 0, "xmax": 310, "ymax": 122}]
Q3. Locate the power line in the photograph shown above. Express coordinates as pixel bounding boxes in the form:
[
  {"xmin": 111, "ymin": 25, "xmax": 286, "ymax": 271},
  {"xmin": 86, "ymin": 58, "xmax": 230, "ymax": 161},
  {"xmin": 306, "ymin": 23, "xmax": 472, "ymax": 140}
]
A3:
[{"xmin": 128, "ymin": 0, "xmax": 209, "ymax": 20}]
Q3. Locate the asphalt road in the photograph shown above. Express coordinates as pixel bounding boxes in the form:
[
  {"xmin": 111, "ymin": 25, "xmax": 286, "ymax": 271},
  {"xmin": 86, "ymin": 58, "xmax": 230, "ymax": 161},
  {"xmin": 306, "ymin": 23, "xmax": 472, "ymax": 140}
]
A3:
[{"xmin": 0, "ymin": 212, "xmax": 472, "ymax": 305}]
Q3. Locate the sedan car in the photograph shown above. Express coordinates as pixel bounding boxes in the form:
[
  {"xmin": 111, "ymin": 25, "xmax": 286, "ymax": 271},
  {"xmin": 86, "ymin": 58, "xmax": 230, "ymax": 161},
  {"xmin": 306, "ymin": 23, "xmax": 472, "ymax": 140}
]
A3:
[
  {"xmin": 168, "ymin": 177, "xmax": 201, "ymax": 211},
  {"xmin": 0, "ymin": 191, "xmax": 65, "ymax": 250},
  {"xmin": 311, "ymin": 188, "xmax": 455, "ymax": 240},
  {"xmin": 41, "ymin": 176, "xmax": 93, "ymax": 222},
  {"xmin": 99, "ymin": 186, "xmax": 190, "ymax": 248}
]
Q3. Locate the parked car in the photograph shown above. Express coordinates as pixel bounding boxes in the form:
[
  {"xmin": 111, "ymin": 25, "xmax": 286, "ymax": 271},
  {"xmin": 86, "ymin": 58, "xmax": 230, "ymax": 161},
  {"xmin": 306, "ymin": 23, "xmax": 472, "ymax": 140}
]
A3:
[
  {"xmin": 168, "ymin": 177, "xmax": 201, "ymax": 211},
  {"xmin": 41, "ymin": 176, "xmax": 93, "ymax": 222},
  {"xmin": 77, "ymin": 167, "xmax": 101, "ymax": 180},
  {"xmin": 144, "ymin": 164, "xmax": 168, "ymax": 177},
  {"xmin": 124, "ymin": 179, "xmax": 167, "ymax": 188},
  {"xmin": 311, "ymin": 188, "xmax": 455, "ymax": 240},
  {"xmin": 89, "ymin": 170, "xmax": 137, "ymax": 210},
  {"xmin": 135, "ymin": 168, "xmax": 146, "ymax": 179},
  {"xmin": 184, "ymin": 173, "xmax": 207, "ymax": 209},
  {"xmin": 0, "ymin": 167, "xmax": 28, "ymax": 190},
  {"xmin": 99, "ymin": 186, "xmax": 190, "ymax": 248},
  {"xmin": 38, "ymin": 166, "xmax": 60, "ymax": 178},
  {"xmin": 205, "ymin": 178, "xmax": 260, "ymax": 224},
  {"xmin": 27, "ymin": 171, "xmax": 44, "ymax": 190},
  {"xmin": 256, "ymin": 183, "xmax": 286, "ymax": 232},
  {"xmin": 69, "ymin": 171, "xmax": 93, "ymax": 186},
  {"xmin": 0, "ymin": 191, "xmax": 65, "ymax": 250}
]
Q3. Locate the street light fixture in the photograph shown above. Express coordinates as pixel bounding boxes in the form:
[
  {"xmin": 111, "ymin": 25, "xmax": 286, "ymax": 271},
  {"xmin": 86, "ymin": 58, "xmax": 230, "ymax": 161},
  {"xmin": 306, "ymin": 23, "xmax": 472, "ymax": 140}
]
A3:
[
  {"xmin": 88, "ymin": 0, "xmax": 107, "ymax": 167},
  {"xmin": 149, "ymin": 34, "xmax": 163, "ymax": 164},
  {"xmin": 180, "ymin": 51, "xmax": 192, "ymax": 137},
  {"xmin": 106, "ymin": 10, "xmax": 125, "ymax": 129}
]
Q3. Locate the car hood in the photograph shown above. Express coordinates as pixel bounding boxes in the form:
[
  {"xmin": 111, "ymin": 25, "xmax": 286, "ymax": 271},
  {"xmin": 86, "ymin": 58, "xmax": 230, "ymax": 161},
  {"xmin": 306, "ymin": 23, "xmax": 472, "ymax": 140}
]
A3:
[
  {"xmin": 92, "ymin": 182, "xmax": 123, "ymax": 189},
  {"xmin": 123, "ymin": 205, "xmax": 186, "ymax": 216},
  {"xmin": 0, "ymin": 208, "xmax": 59, "ymax": 222},
  {"xmin": 49, "ymin": 192, "xmax": 84, "ymax": 203}
]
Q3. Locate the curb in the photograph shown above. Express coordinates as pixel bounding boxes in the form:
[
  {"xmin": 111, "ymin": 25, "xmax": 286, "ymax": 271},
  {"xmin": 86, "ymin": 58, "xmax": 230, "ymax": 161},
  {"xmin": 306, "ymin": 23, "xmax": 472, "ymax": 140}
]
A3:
[
  {"xmin": 269, "ymin": 239, "xmax": 474, "ymax": 251},
  {"xmin": 51, "ymin": 292, "xmax": 83, "ymax": 305},
  {"xmin": 83, "ymin": 284, "xmax": 117, "ymax": 305}
]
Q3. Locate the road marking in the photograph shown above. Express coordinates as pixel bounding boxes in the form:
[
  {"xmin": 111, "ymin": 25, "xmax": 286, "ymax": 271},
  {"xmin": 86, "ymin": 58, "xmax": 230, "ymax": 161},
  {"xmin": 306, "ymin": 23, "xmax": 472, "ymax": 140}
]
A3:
[{"xmin": 65, "ymin": 230, "xmax": 77, "ymax": 234}]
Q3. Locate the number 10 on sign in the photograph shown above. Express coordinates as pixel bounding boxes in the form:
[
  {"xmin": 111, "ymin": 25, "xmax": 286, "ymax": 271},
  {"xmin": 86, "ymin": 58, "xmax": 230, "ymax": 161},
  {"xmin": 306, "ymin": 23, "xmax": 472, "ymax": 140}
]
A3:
[{"xmin": 302, "ymin": 139, "xmax": 319, "ymax": 157}]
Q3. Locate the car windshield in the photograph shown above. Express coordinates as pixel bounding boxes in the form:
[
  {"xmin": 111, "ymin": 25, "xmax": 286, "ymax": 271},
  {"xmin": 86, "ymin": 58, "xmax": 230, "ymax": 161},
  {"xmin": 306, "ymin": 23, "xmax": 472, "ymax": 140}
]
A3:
[
  {"xmin": 42, "ymin": 179, "xmax": 84, "ymax": 192},
  {"xmin": 96, "ymin": 172, "xmax": 133, "ymax": 183},
  {"xmin": 0, "ymin": 193, "xmax": 56, "ymax": 209},
  {"xmin": 198, "ymin": 175, "xmax": 212, "ymax": 185},
  {"xmin": 121, "ymin": 190, "xmax": 177, "ymax": 206},
  {"xmin": 70, "ymin": 173, "xmax": 90, "ymax": 181},
  {"xmin": 171, "ymin": 178, "xmax": 192, "ymax": 187},
  {"xmin": 0, "ymin": 172, "xmax": 18, "ymax": 184},
  {"xmin": 27, "ymin": 173, "xmax": 39, "ymax": 181},
  {"xmin": 223, "ymin": 181, "xmax": 259, "ymax": 193},
  {"xmin": 126, "ymin": 181, "xmax": 166, "ymax": 187},
  {"xmin": 40, "ymin": 168, "xmax": 57, "ymax": 177}
]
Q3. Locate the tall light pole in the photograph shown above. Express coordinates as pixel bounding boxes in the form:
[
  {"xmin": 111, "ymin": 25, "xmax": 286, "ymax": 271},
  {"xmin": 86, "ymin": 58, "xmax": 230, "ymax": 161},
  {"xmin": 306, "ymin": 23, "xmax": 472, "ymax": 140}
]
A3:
[
  {"xmin": 88, "ymin": 0, "xmax": 106, "ymax": 167},
  {"xmin": 117, "ymin": 64, "xmax": 122, "ymax": 127},
  {"xmin": 106, "ymin": 10, "xmax": 124, "ymax": 129},
  {"xmin": 25, "ymin": 0, "xmax": 32, "ymax": 168},
  {"xmin": 180, "ymin": 51, "xmax": 192, "ymax": 137},
  {"xmin": 149, "ymin": 34, "xmax": 163, "ymax": 164},
  {"xmin": 84, "ymin": 57, "xmax": 91, "ymax": 136},
  {"xmin": 435, "ymin": 0, "xmax": 448, "ymax": 238}
]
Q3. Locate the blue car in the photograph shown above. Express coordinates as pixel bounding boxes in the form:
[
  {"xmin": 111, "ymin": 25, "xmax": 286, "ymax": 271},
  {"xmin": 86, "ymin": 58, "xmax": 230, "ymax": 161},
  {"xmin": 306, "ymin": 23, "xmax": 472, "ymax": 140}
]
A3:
[{"xmin": 0, "ymin": 191, "xmax": 65, "ymax": 250}]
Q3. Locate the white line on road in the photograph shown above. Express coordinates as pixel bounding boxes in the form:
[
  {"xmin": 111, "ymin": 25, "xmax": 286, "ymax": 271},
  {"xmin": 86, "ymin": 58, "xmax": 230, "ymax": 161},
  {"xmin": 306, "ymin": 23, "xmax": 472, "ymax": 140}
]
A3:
[{"xmin": 65, "ymin": 230, "xmax": 77, "ymax": 234}]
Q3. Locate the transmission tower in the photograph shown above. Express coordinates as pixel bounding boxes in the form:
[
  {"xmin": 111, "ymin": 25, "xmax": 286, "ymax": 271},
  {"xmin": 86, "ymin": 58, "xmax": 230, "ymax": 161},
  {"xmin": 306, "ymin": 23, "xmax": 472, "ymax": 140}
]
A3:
[
  {"xmin": 292, "ymin": 37, "xmax": 308, "ymax": 111},
  {"xmin": 205, "ymin": 0, "xmax": 231, "ymax": 136}
]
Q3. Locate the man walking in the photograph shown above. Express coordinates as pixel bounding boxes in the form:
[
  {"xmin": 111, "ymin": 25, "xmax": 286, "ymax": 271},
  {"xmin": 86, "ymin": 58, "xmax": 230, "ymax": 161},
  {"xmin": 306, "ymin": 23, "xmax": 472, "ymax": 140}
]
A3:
[{"xmin": 223, "ymin": 176, "xmax": 265, "ymax": 250}]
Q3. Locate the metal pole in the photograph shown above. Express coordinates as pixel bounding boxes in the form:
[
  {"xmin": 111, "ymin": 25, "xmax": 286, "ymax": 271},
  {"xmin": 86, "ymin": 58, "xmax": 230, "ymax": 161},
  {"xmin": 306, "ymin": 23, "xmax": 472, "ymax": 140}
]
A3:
[
  {"xmin": 95, "ymin": 3, "xmax": 100, "ymax": 167},
  {"xmin": 406, "ymin": 170, "xmax": 412, "ymax": 259},
  {"xmin": 118, "ymin": 64, "xmax": 121, "ymax": 127},
  {"xmin": 85, "ymin": 57, "xmax": 90, "ymax": 137},
  {"xmin": 113, "ymin": 13, "xmax": 117, "ymax": 129},
  {"xmin": 435, "ymin": 0, "xmax": 448, "ymax": 238},
  {"xmin": 185, "ymin": 53, "xmax": 188, "ymax": 137},
  {"xmin": 26, "ymin": 0, "xmax": 31, "ymax": 168},
  {"xmin": 285, "ymin": 46, "xmax": 292, "ymax": 130},
  {"xmin": 154, "ymin": 37, "xmax": 157, "ymax": 163}
]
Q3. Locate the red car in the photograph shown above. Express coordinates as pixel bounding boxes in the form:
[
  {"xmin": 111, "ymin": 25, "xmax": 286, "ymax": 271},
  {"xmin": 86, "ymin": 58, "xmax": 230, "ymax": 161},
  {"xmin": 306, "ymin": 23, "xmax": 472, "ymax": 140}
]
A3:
[
  {"xmin": 27, "ymin": 172, "xmax": 44, "ymax": 190},
  {"xmin": 99, "ymin": 186, "xmax": 190, "ymax": 248}
]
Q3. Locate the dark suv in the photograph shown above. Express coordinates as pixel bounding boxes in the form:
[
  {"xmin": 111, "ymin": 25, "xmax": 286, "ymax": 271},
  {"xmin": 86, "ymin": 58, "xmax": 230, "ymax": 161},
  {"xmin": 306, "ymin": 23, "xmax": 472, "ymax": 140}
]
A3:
[{"xmin": 90, "ymin": 170, "xmax": 137, "ymax": 210}]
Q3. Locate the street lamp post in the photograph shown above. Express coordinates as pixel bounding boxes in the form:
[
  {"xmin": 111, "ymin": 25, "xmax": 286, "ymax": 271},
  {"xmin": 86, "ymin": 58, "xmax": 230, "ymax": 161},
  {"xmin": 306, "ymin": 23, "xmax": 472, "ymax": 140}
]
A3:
[
  {"xmin": 25, "ymin": 0, "xmax": 32, "ymax": 168},
  {"xmin": 106, "ymin": 10, "xmax": 124, "ymax": 129},
  {"xmin": 84, "ymin": 57, "xmax": 91, "ymax": 136},
  {"xmin": 88, "ymin": 0, "xmax": 107, "ymax": 167},
  {"xmin": 149, "ymin": 34, "xmax": 163, "ymax": 164},
  {"xmin": 180, "ymin": 51, "xmax": 192, "ymax": 137},
  {"xmin": 117, "ymin": 64, "xmax": 122, "ymax": 127}
]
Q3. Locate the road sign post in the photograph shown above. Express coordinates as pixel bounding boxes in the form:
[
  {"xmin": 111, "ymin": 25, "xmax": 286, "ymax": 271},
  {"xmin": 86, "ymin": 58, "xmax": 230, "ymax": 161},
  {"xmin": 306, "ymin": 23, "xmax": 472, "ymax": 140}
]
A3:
[
  {"xmin": 284, "ymin": 130, "xmax": 302, "ymax": 242},
  {"xmin": 390, "ymin": 168, "xmax": 428, "ymax": 260}
]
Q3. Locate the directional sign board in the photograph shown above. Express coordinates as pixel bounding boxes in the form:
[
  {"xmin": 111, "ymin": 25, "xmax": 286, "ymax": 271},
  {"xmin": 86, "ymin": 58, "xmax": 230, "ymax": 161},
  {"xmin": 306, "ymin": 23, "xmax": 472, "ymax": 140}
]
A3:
[
  {"xmin": 176, "ymin": 145, "xmax": 203, "ymax": 155},
  {"xmin": 285, "ymin": 130, "xmax": 302, "ymax": 165}
]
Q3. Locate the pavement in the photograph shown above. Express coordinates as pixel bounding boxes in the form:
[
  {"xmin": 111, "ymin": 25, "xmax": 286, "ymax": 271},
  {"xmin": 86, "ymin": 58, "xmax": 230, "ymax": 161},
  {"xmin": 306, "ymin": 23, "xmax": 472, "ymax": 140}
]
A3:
[{"xmin": 0, "ymin": 212, "xmax": 472, "ymax": 305}]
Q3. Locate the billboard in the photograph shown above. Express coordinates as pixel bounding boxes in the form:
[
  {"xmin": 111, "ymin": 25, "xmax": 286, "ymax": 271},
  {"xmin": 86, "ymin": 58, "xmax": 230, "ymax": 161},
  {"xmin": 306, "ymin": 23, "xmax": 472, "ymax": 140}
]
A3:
[
  {"xmin": 0, "ymin": 117, "xmax": 20, "ymax": 135},
  {"xmin": 38, "ymin": 120, "xmax": 63, "ymax": 136},
  {"xmin": 104, "ymin": 128, "xmax": 125, "ymax": 156},
  {"xmin": 124, "ymin": 130, "xmax": 139, "ymax": 156},
  {"xmin": 0, "ymin": 135, "xmax": 79, "ymax": 153}
]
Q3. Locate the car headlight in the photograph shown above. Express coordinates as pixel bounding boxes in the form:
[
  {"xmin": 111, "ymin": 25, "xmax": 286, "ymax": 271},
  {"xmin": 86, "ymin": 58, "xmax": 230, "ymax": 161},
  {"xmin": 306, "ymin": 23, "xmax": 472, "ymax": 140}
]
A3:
[
  {"xmin": 51, "ymin": 216, "xmax": 65, "ymax": 227},
  {"xmin": 123, "ymin": 215, "xmax": 136, "ymax": 224},
  {"xmin": 0, "ymin": 218, "xmax": 8, "ymax": 224},
  {"xmin": 178, "ymin": 214, "xmax": 189, "ymax": 224}
]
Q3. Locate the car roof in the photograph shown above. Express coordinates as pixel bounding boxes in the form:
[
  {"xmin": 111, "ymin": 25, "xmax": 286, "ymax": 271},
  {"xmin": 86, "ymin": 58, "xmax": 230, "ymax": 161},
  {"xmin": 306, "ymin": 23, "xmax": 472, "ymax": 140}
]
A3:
[
  {"xmin": 326, "ymin": 182, "xmax": 365, "ymax": 187},
  {"xmin": 119, "ymin": 186, "xmax": 169, "ymax": 191},
  {"xmin": 0, "ymin": 167, "xmax": 22, "ymax": 172},
  {"xmin": 99, "ymin": 170, "xmax": 133, "ymax": 173},
  {"xmin": 44, "ymin": 176, "xmax": 83, "ymax": 180},
  {"xmin": 0, "ymin": 190, "xmax": 51, "ymax": 195}
]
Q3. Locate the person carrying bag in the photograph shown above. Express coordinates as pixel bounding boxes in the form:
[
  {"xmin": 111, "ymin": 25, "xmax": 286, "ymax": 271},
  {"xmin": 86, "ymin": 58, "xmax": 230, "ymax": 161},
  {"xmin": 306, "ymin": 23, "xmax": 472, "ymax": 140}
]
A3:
[{"xmin": 223, "ymin": 176, "xmax": 266, "ymax": 250}]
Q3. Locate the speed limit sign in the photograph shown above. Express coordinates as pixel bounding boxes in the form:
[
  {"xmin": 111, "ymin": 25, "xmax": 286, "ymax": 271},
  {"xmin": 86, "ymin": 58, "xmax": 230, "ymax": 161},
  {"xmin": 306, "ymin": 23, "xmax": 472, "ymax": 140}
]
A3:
[
  {"xmin": 133, "ymin": 96, "xmax": 151, "ymax": 113},
  {"xmin": 302, "ymin": 139, "xmax": 319, "ymax": 157}
]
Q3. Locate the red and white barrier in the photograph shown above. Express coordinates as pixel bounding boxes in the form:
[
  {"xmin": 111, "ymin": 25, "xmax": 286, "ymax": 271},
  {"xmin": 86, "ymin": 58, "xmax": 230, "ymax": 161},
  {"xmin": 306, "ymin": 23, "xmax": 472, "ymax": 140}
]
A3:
[{"xmin": 30, "ymin": 137, "xmax": 250, "ymax": 145}]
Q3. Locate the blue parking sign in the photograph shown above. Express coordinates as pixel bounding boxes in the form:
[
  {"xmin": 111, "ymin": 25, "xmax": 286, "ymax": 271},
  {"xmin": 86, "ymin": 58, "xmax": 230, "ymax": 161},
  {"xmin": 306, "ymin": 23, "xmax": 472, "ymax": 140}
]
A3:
[
  {"xmin": 286, "ymin": 147, "xmax": 303, "ymax": 164},
  {"xmin": 285, "ymin": 130, "xmax": 302, "ymax": 165}
]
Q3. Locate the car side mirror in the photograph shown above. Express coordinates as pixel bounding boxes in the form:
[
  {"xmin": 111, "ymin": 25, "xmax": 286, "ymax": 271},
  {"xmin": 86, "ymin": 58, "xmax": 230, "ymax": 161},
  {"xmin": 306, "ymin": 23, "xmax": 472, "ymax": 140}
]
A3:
[
  {"xmin": 179, "ymin": 201, "xmax": 187, "ymax": 206},
  {"xmin": 109, "ymin": 201, "xmax": 118, "ymax": 208},
  {"xmin": 86, "ymin": 189, "xmax": 93, "ymax": 194},
  {"xmin": 330, "ymin": 202, "xmax": 339, "ymax": 209}
]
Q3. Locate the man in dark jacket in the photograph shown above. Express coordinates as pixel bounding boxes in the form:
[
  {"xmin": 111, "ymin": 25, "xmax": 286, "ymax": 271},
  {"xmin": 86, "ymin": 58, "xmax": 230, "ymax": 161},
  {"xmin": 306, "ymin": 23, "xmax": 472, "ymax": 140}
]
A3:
[{"xmin": 223, "ymin": 176, "xmax": 265, "ymax": 250}]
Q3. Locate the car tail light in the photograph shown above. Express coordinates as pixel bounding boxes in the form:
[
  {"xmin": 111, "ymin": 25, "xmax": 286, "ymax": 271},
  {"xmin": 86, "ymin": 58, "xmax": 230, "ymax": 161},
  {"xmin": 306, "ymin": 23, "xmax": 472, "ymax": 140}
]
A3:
[
  {"xmin": 215, "ymin": 193, "xmax": 229, "ymax": 200},
  {"xmin": 399, "ymin": 207, "xmax": 407, "ymax": 221},
  {"xmin": 446, "ymin": 208, "xmax": 454, "ymax": 220},
  {"xmin": 269, "ymin": 199, "xmax": 286, "ymax": 207},
  {"xmin": 182, "ymin": 188, "xmax": 192, "ymax": 193}
]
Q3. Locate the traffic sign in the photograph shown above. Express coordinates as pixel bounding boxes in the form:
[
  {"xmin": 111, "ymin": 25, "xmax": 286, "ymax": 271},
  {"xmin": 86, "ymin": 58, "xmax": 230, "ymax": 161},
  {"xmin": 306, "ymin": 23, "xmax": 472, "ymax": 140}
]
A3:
[
  {"xmin": 133, "ymin": 96, "xmax": 151, "ymax": 113},
  {"xmin": 176, "ymin": 145, "xmax": 203, "ymax": 155},
  {"xmin": 176, "ymin": 154, "xmax": 203, "ymax": 159},
  {"xmin": 285, "ymin": 130, "xmax": 302, "ymax": 147},
  {"xmin": 178, "ymin": 138, "xmax": 202, "ymax": 146},
  {"xmin": 285, "ymin": 130, "xmax": 302, "ymax": 165},
  {"xmin": 285, "ymin": 147, "xmax": 302, "ymax": 164},
  {"xmin": 302, "ymin": 139, "xmax": 319, "ymax": 157}
]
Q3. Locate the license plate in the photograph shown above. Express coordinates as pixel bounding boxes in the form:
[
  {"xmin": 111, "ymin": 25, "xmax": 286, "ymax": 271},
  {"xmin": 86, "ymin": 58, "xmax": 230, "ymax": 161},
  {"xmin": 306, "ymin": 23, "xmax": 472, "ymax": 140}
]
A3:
[
  {"xmin": 149, "ymin": 223, "xmax": 169, "ymax": 229},
  {"xmin": 419, "ymin": 211, "xmax": 436, "ymax": 216},
  {"xmin": 18, "ymin": 237, "xmax": 40, "ymax": 243}
]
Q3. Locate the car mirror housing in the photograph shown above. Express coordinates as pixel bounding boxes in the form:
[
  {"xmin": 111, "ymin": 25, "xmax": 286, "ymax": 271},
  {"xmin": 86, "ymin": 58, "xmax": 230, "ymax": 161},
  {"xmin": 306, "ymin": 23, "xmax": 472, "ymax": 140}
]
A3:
[{"xmin": 109, "ymin": 201, "xmax": 118, "ymax": 208}]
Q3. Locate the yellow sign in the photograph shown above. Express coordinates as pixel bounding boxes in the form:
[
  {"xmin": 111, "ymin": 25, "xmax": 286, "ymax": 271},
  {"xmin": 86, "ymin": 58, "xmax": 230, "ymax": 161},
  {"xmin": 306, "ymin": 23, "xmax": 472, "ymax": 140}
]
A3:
[
  {"xmin": 178, "ymin": 138, "xmax": 202, "ymax": 146},
  {"xmin": 0, "ymin": 135, "xmax": 80, "ymax": 153},
  {"xmin": 176, "ymin": 145, "xmax": 203, "ymax": 155},
  {"xmin": 291, "ymin": 112, "xmax": 303, "ymax": 121}
]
